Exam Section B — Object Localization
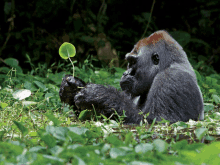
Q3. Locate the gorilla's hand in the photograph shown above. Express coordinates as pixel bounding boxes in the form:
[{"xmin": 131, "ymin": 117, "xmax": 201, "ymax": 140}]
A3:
[
  {"xmin": 120, "ymin": 68, "xmax": 135, "ymax": 93},
  {"xmin": 74, "ymin": 84, "xmax": 108, "ymax": 111},
  {"xmin": 59, "ymin": 74, "xmax": 86, "ymax": 106}
]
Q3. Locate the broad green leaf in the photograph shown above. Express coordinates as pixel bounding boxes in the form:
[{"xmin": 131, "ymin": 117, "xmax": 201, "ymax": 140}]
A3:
[
  {"xmin": 212, "ymin": 94, "xmax": 220, "ymax": 104},
  {"xmin": 29, "ymin": 131, "xmax": 38, "ymax": 137},
  {"xmin": 205, "ymin": 135, "xmax": 215, "ymax": 141},
  {"xmin": 213, "ymin": 112, "xmax": 220, "ymax": 120},
  {"xmin": 0, "ymin": 142, "xmax": 23, "ymax": 157},
  {"xmin": 4, "ymin": 58, "xmax": 23, "ymax": 73},
  {"xmin": 106, "ymin": 135, "xmax": 122, "ymax": 146},
  {"xmin": 68, "ymin": 127, "xmax": 88, "ymax": 135},
  {"xmin": 24, "ymin": 81, "xmax": 38, "ymax": 91},
  {"xmin": 34, "ymin": 81, "xmax": 48, "ymax": 91},
  {"xmin": 101, "ymin": 143, "xmax": 111, "ymax": 154},
  {"xmin": 195, "ymin": 128, "xmax": 207, "ymax": 141},
  {"xmin": 209, "ymin": 89, "xmax": 216, "ymax": 93},
  {"xmin": 4, "ymin": 58, "xmax": 19, "ymax": 67},
  {"xmin": 153, "ymin": 139, "xmax": 168, "ymax": 153},
  {"xmin": 43, "ymin": 155, "xmax": 64, "ymax": 163},
  {"xmin": 29, "ymin": 146, "xmax": 46, "ymax": 152},
  {"xmin": 0, "ymin": 66, "xmax": 10, "ymax": 73},
  {"xmin": 206, "ymin": 76, "xmax": 217, "ymax": 85},
  {"xmin": 47, "ymin": 83, "xmax": 60, "ymax": 92},
  {"xmin": 45, "ymin": 93, "xmax": 54, "ymax": 103},
  {"xmin": 13, "ymin": 121, "xmax": 28, "ymax": 136},
  {"xmin": 67, "ymin": 144, "xmax": 82, "ymax": 150},
  {"xmin": 46, "ymin": 126, "xmax": 67, "ymax": 141},
  {"xmin": 204, "ymin": 103, "xmax": 214, "ymax": 112},
  {"xmin": 13, "ymin": 65, "xmax": 23, "ymax": 73},
  {"xmin": 68, "ymin": 131, "xmax": 86, "ymax": 144},
  {"xmin": 78, "ymin": 110, "xmax": 92, "ymax": 120},
  {"xmin": 109, "ymin": 147, "xmax": 127, "ymax": 159},
  {"xmin": 135, "ymin": 143, "xmax": 153, "ymax": 153},
  {"xmin": 0, "ymin": 102, "xmax": 8, "ymax": 109},
  {"xmin": 59, "ymin": 42, "xmax": 76, "ymax": 59},
  {"xmin": 50, "ymin": 146, "xmax": 63, "ymax": 156},
  {"xmin": 40, "ymin": 132, "xmax": 56, "ymax": 148}
]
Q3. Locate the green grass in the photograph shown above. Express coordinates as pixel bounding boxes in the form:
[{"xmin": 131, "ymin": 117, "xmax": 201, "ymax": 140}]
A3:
[{"xmin": 0, "ymin": 59, "xmax": 220, "ymax": 164}]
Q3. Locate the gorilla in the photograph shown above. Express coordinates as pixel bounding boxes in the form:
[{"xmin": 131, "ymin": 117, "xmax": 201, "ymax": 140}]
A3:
[{"xmin": 59, "ymin": 30, "xmax": 204, "ymax": 124}]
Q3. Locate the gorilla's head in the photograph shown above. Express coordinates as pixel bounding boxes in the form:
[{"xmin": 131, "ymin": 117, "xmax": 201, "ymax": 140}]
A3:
[{"xmin": 120, "ymin": 30, "xmax": 189, "ymax": 97}]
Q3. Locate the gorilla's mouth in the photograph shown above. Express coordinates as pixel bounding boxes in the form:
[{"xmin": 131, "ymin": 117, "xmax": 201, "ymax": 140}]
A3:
[{"xmin": 120, "ymin": 74, "xmax": 135, "ymax": 92}]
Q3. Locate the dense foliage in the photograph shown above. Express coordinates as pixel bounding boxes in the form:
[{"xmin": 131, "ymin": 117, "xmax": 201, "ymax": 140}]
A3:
[
  {"xmin": 0, "ymin": 58, "xmax": 220, "ymax": 164},
  {"xmin": 1, "ymin": 0, "xmax": 220, "ymax": 73}
]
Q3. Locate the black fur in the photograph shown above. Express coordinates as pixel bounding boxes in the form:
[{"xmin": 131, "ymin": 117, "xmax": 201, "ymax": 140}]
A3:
[
  {"xmin": 59, "ymin": 74, "xmax": 86, "ymax": 107},
  {"xmin": 59, "ymin": 30, "xmax": 204, "ymax": 124}
]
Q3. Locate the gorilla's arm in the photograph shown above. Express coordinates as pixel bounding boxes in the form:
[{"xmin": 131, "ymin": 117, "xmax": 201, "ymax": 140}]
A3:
[
  {"xmin": 143, "ymin": 68, "xmax": 204, "ymax": 123},
  {"xmin": 74, "ymin": 84, "xmax": 143, "ymax": 124}
]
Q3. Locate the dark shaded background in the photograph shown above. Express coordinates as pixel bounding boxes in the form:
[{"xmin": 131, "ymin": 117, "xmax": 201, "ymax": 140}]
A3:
[{"xmin": 0, "ymin": 0, "xmax": 220, "ymax": 74}]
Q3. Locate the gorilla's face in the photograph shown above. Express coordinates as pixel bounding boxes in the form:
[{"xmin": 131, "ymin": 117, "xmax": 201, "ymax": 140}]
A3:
[{"xmin": 120, "ymin": 42, "xmax": 164, "ymax": 97}]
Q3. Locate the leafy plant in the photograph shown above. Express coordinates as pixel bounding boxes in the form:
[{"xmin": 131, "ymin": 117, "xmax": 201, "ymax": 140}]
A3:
[
  {"xmin": 0, "ymin": 52, "xmax": 220, "ymax": 164},
  {"xmin": 59, "ymin": 42, "xmax": 76, "ymax": 76}
]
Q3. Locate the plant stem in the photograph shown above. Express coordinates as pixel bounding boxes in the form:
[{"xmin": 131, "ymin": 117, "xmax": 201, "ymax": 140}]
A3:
[{"xmin": 68, "ymin": 57, "xmax": 74, "ymax": 77}]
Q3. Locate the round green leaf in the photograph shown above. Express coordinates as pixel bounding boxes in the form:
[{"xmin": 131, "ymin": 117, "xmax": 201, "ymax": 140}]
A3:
[{"xmin": 59, "ymin": 42, "xmax": 76, "ymax": 59}]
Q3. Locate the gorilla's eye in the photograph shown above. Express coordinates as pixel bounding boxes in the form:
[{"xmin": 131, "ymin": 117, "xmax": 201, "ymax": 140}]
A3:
[{"xmin": 151, "ymin": 53, "xmax": 159, "ymax": 65}]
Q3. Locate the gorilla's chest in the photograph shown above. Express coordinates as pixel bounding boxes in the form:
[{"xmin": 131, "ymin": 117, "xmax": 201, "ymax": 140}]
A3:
[{"xmin": 133, "ymin": 95, "xmax": 146, "ymax": 110}]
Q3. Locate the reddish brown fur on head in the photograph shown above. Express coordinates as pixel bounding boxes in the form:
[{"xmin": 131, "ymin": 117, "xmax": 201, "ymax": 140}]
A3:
[{"xmin": 131, "ymin": 30, "xmax": 175, "ymax": 54}]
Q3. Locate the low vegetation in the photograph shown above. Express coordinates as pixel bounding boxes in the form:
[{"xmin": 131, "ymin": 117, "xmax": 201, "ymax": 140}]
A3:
[{"xmin": 0, "ymin": 57, "xmax": 220, "ymax": 164}]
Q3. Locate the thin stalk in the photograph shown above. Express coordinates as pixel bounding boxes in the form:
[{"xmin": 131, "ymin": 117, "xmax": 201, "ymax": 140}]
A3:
[{"xmin": 68, "ymin": 56, "xmax": 74, "ymax": 77}]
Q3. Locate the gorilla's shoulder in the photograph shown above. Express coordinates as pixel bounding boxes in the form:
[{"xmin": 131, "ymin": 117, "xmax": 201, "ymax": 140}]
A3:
[{"xmin": 152, "ymin": 65, "xmax": 199, "ymax": 94}]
